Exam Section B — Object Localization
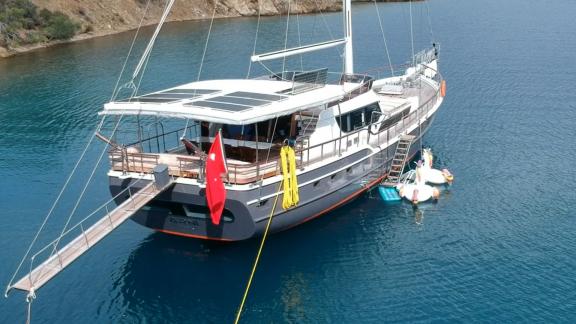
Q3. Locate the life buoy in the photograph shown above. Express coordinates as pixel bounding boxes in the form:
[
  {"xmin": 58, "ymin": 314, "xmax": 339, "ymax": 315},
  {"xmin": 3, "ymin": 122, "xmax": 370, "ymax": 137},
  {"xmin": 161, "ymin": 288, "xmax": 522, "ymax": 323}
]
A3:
[{"xmin": 440, "ymin": 80, "xmax": 447, "ymax": 97}]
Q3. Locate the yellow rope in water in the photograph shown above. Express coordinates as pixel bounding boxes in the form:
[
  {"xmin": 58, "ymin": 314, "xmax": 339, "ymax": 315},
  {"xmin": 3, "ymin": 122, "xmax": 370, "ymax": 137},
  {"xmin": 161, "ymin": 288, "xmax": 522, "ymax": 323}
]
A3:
[
  {"xmin": 235, "ymin": 145, "xmax": 300, "ymax": 323},
  {"xmin": 234, "ymin": 180, "xmax": 283, "ymax": 324},
  {"xmin": 234, "ymin": 146, "xmax": 300, "ymax": 324}
]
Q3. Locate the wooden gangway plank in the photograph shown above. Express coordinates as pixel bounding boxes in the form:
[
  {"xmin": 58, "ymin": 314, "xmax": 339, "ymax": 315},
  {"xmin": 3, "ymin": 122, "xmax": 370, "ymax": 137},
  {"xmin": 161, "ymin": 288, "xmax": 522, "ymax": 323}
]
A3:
[{"xmin": 11, "ymin": 179, "xmax": 173, "ymax": 293}]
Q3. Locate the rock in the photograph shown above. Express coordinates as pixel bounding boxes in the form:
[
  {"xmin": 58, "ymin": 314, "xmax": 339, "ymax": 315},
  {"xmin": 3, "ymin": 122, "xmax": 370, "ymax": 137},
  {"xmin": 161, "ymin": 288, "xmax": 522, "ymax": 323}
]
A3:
[{"xmin": 0, "ymin": 46, "xmax": 10, "ymax": 58}]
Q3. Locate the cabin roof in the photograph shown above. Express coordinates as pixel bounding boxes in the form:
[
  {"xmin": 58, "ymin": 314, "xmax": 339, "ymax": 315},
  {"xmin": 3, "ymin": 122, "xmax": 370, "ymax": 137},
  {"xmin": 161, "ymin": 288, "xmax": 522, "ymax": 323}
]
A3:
[{"xmin": 100, "ymin": 79, "xmax": 361, "ymax": 125}]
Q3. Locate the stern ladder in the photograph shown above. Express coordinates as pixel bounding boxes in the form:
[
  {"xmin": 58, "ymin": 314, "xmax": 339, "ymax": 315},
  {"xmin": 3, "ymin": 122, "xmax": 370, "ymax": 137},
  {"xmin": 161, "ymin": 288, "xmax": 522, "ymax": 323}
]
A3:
[{"xmin": 382, "ymin": 135, "xmax": 415, "ymax": 187}]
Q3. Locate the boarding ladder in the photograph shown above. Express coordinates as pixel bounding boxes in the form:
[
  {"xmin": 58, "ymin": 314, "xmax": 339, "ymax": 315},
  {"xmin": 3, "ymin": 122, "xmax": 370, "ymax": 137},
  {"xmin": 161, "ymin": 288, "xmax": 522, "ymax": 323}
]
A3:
[
  {"xmin": 382, "ymin": 135, "xmax": 415, "ymax": 187},
  {"xmin": 7, "ymin": 167, "xmax": 174, "ymax": 295}
]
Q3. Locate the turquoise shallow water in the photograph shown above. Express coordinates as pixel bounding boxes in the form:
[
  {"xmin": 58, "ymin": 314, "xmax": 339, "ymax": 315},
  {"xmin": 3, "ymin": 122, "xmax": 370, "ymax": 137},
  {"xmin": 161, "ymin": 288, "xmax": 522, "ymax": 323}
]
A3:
[{"xmin": 1, "ymin": 0, "xmax": 576, "ymax": 322}]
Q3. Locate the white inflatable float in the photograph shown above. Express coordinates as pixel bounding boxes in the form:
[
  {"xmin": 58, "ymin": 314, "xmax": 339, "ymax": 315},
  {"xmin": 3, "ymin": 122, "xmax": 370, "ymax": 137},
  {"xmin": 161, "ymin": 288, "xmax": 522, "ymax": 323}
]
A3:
[
  {"xmin": 422, "ymin": 149, "xmax": 454, "ymax": 185},
  {"xmin": 397, "ymin": 162, "xmax": 440, "ymax": 204}
]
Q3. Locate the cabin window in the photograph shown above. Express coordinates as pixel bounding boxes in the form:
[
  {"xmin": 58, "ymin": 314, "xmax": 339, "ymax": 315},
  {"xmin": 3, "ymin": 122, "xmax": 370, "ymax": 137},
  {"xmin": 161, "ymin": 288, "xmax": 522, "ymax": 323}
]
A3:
[
  {"xmin": 350, "ymin": 109, "xmax": 364, "ymax": 131},
  {"xmin": 364, "ymin": 103, "xmax": 381, "ymax": 123},
  {"xmin": 335, "ymin": 102, "xmax": 382, "ymax": 133}
]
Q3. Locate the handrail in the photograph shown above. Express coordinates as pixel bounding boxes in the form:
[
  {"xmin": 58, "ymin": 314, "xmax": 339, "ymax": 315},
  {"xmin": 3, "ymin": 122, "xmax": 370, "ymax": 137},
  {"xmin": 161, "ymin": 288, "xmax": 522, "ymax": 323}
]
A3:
[
  {"xmin": 28, "ymin": 177, "xmax": 147, "ymax": 260},
  {"xmin": 114, "ymin": 68, "xmax": 442, "ymax": 184},
  {"xmin": 7, "ymin": 176, "xmax": 151, "ymax": 294}
]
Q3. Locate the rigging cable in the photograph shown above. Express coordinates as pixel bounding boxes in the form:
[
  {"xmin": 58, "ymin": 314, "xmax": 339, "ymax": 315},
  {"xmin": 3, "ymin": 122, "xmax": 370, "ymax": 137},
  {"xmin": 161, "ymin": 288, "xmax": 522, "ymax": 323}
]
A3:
[
  {"xmin": 373, "ymin": 0, "xmax": 395, "ymax": 76},
  {"xmin": 246, "ymin": 0, "xmax": 262, "ymax": 78},
  {"xmin": 131, "ymin": 0, "xmax": 175, "ymax": 84},
  {"xmin": 40, "ymin": 116, "xmax": 125, "ymax": 282},
  {"xmin": 281, "ymin": 0, "xmax": 293, "ymax": 75},
  {"xmin": 296, "ymin": 13, "xmax": 304, "ymax": 71},
  {"xmin": 111, "ymin": 0, "xmax": 153, "ymax": 100},
  {"xmin": 425, "ymin": 1, "xmax": 435, "ymax": 44},
  {"xmin": 196, "ymin": 3, "xmax": 218, "ymax": 83},
  {"xmin": 6, "ymin": 0, "xmax": 156, "ymax": 295},
  {"xmin": 5, "ymin": 116, "xmax": 105, "ymax": 296},
  {"xmin": 409, "ymin": 0, "xmax": 415, "ymax": 67}
]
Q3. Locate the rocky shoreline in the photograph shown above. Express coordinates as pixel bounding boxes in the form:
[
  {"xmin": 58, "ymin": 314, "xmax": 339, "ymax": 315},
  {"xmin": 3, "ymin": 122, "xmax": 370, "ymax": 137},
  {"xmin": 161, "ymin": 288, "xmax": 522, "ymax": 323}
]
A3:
[{"xmin": 0, "ymin": 0, "xmax": 418, "ymax": 59}]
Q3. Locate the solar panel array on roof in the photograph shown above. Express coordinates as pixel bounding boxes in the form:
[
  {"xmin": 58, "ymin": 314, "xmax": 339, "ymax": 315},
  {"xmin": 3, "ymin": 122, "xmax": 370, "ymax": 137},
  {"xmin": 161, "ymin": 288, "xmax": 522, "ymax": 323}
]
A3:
[
  {"xmin": 161, "ymin": 89, "xmax": 218, "ymax": 95},
  {"xmin": 226, "ymin": 91, "xmax": 287, "ymax": 102},
  {"xmin": 184, "ymin": 91, "xmax": 287, "ymax": 112},
  {"xmin": 118, "ymin": 89, "xmax": 218, "ymax": 104},
  {"xmin": 189, "ymin": 100, "xmax": 253, "ymax": 112},
  {"xmin": 207, "ymin": 96, "xmax": 269, "ymax": 107}
]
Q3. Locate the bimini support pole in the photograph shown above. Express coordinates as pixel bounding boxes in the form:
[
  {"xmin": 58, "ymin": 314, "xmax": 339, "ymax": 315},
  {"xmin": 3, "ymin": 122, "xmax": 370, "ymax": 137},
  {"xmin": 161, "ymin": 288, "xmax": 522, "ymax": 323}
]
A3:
[{"xmin": 343, "ymin": 0, "xmax": 354, "ymax": 74}]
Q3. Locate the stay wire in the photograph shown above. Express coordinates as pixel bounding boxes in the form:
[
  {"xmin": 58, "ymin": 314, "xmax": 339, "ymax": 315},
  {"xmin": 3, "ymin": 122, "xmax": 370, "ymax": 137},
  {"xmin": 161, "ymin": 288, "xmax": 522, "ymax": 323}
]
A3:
[
  {"xmin": 246, "ymin": 0, "xmax": 262, "ymax": 78},
  {"xmin": 425, "ymin": 1, "xmax": 435, "ymax": 44},
  {"xmin": 8, "ymin": 0, "xmax": 150, "ymax": 288},
  {"xmin": 373, "ymin": 0, "xmax": 395, "ymax": 76},
  {"xmin": 110, "ymin": 0, "xmax": 152, "ymax": 101},
  {"xmin": 5, "ymin": 116, "xmax": 106, "ymax": 293},
  {"xmin": 409, "ymin": 0, "xmax": 415, "ymax": 66},
  {"xmin": 197, "ymin": 3, "xmax": 218, "ymax": 83},
  {"xmin": 43, "ymin": 115, "xmax": 124, "ymax": 278},
  {"xmin": 281, "ymin": 0, "xmax": 293, "ymax": 75}
]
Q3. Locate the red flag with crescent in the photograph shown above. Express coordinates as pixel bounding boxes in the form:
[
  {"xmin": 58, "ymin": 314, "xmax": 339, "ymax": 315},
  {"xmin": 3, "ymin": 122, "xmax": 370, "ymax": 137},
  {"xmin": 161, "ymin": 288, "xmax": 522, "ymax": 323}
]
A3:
[{"xmin": 205, "ymin": 131, "xmax": 227, "ymax": 225}]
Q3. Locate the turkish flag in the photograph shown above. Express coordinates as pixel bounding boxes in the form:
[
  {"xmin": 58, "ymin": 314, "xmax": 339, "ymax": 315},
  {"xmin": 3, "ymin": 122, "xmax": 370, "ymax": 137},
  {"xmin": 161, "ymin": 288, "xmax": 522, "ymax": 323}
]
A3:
[{"xmin": 205, "ymin": 131, "xmax": 228, "ymax": 225}]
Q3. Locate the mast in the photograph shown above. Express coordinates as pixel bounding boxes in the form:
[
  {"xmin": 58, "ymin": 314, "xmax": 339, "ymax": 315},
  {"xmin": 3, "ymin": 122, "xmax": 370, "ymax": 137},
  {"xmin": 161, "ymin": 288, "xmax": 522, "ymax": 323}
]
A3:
[{"xmin": 343, "ymin": 0, "xmax": 354, "ymax": 74}]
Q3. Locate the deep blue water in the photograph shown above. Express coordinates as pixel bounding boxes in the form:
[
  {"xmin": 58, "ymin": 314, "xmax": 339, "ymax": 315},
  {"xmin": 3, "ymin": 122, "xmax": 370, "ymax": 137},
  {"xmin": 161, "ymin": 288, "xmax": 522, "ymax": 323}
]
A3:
[{"xmin": 2, "ymin": 0, "xmax": 576, "ymax": 322}]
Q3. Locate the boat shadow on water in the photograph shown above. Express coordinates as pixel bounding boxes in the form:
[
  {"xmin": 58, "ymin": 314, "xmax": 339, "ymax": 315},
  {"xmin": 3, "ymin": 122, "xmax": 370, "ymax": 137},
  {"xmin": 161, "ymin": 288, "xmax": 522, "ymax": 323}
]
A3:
[{"xmin": 111, "ymin": 195, "xmax": 404, "ymax": 321}]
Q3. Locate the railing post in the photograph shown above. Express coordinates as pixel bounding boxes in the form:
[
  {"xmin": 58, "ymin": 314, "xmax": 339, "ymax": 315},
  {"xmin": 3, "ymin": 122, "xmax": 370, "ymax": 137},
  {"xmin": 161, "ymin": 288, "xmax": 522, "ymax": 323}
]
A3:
[
  {"xmin": 128, "ymin": 187, "xmax": 136, "ymax": 210},
  {"xmin": 122, "ymin": 149, "xmax": 126, "ymax": 174},
  {"xmin": 106, "ymin": 205, "xmax": 113, "ymax": 227},
  {"xmin": 160, "ymin": 122, "xmax": 166, "ymax": 152},
  {"xmin": 80, "ymin": 223, "xmax": 90, "ymax": 247},
  {"xmin": 56, "ymin": 249, "xmax": 63, "ymax": 269},
  {"xmin": 28, "ymin": 256, "xmax": 35, "ymax": 287}
]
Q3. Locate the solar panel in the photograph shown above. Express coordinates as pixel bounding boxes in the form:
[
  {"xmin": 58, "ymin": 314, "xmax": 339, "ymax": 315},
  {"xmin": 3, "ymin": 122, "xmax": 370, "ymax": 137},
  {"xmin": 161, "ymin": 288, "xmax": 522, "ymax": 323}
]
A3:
[
  {"xmin": 119, "ymin": 97, "xmax": 179, "ymax": 103},
  {"xmin": 185, "ymin": 101, "xmax": 253, "ymax": 112},
  {"xmin": 140, "ymin": 93, "xmax": 203, "ymax": 99},
  {"xmin": 208, "ymin": 96, "xmax": 270, "ymax": 106},
  {"xmin": 226, "ymin": 91, "xmax": 286, "ymax": 102},
  {"xmin": 161, "ymin": 89, "xmax": 218, "ymax": 95}
]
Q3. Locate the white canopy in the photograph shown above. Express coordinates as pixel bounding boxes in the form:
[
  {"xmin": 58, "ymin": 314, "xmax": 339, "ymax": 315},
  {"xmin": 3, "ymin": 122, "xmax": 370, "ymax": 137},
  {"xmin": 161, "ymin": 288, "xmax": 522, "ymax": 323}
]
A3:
[{"xmin": 100, "ymin": 79, "xmax": 361, "ymax": 125}]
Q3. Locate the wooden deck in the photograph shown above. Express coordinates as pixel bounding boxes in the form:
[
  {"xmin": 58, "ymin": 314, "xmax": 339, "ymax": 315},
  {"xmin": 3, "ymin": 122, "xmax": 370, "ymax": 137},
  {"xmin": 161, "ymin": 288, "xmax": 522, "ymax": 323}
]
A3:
[{"xmin": 11, "ymin": 179, "xmax": 173, "ymax": 293}]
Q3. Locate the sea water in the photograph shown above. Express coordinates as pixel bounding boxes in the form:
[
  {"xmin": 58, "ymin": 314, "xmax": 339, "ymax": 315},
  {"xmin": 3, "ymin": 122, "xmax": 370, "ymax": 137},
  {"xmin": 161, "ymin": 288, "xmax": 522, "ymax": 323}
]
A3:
[{"xmin": 1, "ymin": 0, "xmax": 576, "ymax": 322}]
